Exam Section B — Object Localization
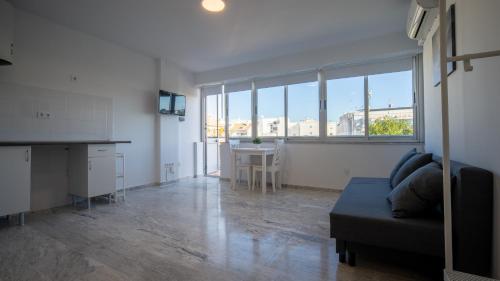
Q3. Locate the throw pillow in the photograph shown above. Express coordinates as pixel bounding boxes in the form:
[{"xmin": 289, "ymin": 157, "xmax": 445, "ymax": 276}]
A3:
[
  {"xmin": 390, "ymin": 153, "xmax": 433, "ymax": 188},
  {"xmin": 387, "ymin": 162, "xmax": 443, "ymax": 218},
  {"xmin": 389, "ymin": 148, "xmax": 417, "ymax": 188}
]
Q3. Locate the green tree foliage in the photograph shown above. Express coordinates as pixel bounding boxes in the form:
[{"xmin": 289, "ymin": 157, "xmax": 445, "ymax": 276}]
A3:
[{"xmin": 369, "ymin": 116, "xmax": 413, "ymax": 136}]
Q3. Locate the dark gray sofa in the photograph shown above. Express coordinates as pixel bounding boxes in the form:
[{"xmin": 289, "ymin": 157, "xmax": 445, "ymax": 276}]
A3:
[{"xmin": 330, "ymin": 157, "xmax": 493, "ymax": 277}]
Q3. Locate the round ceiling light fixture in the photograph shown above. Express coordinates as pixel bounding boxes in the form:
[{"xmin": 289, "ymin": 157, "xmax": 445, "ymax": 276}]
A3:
[{"xmin": 201, "ymin": 0, "xmax": 225, "ymax": 13}]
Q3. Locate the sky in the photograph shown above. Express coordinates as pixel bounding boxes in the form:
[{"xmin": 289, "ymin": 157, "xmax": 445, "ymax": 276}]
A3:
[{"xmin": 209, "ymin": 70, "xmax": 413, "ymax": 123}]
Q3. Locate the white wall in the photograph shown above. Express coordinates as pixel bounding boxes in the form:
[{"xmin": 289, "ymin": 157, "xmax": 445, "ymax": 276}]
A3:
[
  {"xmin": 159, "ymin": 58, "xmax": 200, "ymax": 182},
  {"xmin": 195, "ymin": 32, "xmax": 420, "ymax": 85},
  {"xmin": 422, "ymin": 0, "xmax": 500, "ymax": 277},
  {"xmin": 220, "ymin": 142, "xmax": 424, "ymax": 189},
  {"xmin": 0, "ymin": 9, "xmax": 198, "ymax": 210}
]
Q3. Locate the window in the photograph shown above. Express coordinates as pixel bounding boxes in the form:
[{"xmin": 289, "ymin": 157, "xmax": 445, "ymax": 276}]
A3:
[
  {"xmin": 287, "ymin": 82, "xmax": 319, "ymax": 137},
  {"xmin": 227, "ymin": 90, "xmax": 252, "ymax": 138},
  {"xmin": 368, "ymin": 71, "xmax": 414, "ymax": 136},
  {"xmin": 327, "ymin": 76, "xmax": 365, "ymax": 136},
  {"xmin": 202, "ymin": 56, "xmax": 421, "ymax": 143},
  {"xmin": 257, "ymin": 86, "xmax": 285, "ymax": 137}
]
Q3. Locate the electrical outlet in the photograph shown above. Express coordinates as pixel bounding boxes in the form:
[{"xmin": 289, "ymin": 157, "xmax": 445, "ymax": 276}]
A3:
[{"xmin": 36, "ymin": 111, "xmax": 52, "ymax": 119}]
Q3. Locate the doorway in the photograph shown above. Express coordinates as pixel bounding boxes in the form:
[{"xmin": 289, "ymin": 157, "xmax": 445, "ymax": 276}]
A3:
[{"xmin": 204, "ymin": 92, "xmax": 225, "ymax": 177}]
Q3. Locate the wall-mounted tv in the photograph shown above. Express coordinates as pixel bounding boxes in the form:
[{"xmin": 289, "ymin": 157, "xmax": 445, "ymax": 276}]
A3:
[{"xmin": 159, "ymin": 90, "xmax": 186, "ymax": 116}]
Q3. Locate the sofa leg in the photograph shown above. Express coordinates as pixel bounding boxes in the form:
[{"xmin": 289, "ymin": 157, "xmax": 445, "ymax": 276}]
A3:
[
  {"xmin": 338, "ymin": 252, "xmax": 346, "ymax": 263},
  {"xmin": 347, "ymin": 251, "xmax": 356, "ymax": 266}
]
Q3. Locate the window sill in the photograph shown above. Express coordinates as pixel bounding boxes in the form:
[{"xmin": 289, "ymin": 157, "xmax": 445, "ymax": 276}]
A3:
[{"xmin": 232, "ymin": 137, "xmax": 423, "ymax": 145}]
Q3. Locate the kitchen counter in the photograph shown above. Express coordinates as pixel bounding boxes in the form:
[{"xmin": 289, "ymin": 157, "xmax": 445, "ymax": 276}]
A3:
[{"xmin": 0, "ymin": 140, "xmax": 131, "ymax": 146}]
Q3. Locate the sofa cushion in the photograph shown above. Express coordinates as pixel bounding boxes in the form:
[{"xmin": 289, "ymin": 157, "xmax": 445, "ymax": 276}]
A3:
[
  {"xmin": 330, "ymin": 177, "xmax": 444, "ymax": 257},
  {"xmin": 389, "ymin": 148, "xmax": 417, "ymax": 188},
  {"xmin": 388, "ymin": 162, "xmax": 443, "ymax": 218},
  {"xmin": 391, "ymin": 153, "xmax": 433, "ymax": 188}
]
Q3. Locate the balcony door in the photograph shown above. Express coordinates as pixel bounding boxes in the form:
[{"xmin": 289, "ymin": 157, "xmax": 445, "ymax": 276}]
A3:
[{"xmin": 204, "ymin": 92, "xmax": 224, "ymax": 176}]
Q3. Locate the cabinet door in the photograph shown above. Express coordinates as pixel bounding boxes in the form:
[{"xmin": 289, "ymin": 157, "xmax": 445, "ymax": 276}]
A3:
[
  {"xmin": 0, "ymin": 147, "xmax": 31, "ymax": 216},
  {"xmin": 88, "ymin": 156, "xmax": 116, "ymax": 197}
]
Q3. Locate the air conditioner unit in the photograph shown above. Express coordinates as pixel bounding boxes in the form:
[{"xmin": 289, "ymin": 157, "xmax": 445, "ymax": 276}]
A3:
[
  {"xmin": 0, "ymin": 0, "xmax": 14, "ymax": 65},
  {"xmin": 407, "ymin": 0, "xmax": 438, "ymax": 45}
]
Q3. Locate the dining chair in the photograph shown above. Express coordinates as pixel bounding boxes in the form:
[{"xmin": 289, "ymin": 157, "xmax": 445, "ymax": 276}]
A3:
[
  {"xmin": 229, "ymin": 140, "xmax": 252, "ymax": 189},
  {"xmin": 252, "ymin": 139, "xmax": 285, "ymax": 192}
]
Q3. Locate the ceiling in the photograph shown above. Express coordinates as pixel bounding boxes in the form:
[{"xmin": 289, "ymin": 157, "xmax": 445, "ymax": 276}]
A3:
[{"xmin": 10, "ymin": 0, "xmax": 411, "ymax": 73}]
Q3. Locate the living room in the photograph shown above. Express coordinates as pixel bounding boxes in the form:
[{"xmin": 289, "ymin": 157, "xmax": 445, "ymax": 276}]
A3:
[{"xmin": 0, "ymin": 0, "xmax": 498, "ymax": 280}]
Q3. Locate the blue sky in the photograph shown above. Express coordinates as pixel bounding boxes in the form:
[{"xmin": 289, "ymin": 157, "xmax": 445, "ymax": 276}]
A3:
[{"xmin": 218, "ymin": 70, "xmax": 412, "ymax": 123}]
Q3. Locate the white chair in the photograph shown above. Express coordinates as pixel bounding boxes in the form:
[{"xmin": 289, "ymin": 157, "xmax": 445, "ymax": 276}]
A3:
[
  {"xmin": 252, "ymin": 139, "xmax": 284, "ymax": 192},
  {"xmin": 229, "ymin": 140, "xmax": 252, "ymax": 189}
]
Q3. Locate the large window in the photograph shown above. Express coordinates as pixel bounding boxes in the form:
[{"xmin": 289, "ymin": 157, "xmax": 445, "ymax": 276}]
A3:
[
  {"xmin": 368, "ymin": 71, "xmax": 414, "ymax": 136},
  {"xmin": 287, "ymin": 82, "xmax": 319, "ymax": 137},
  {"xmin": 227, "ymin": 90, "xmax": 252, "ymax": 138},
  {"xmin": 205, "ymin": 57, "xmax": 420, "ymax": 142},
  {"xmin": 327, "ymin": 76, "xmax": 365, "ymax": 136},
  {"xmin": 257, "ymin": 86, "xmax": 285, "ymax": 137}
]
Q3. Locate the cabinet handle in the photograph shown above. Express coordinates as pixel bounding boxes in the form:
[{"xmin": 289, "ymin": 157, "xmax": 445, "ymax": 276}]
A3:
[
  {"xmin": 88, "ymin": 160, "xmax": 92, "ymax": 170},
  {"xmin": 25, "ymin": 149, "xmax": 29, "ymax": 162},
  {"xmin": 97, "ymin": 149, "xmax": 107, "ymax": 152}
]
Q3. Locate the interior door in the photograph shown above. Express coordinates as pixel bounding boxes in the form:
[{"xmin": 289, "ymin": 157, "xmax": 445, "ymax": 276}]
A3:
[{"xmin": 204, "ymin": 92, "xmax": 224, "ymax": 176}]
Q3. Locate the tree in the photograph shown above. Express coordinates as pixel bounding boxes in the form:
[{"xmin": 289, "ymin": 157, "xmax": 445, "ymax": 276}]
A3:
[{"xmin": 369, "ymin": 116, "xmax": 413, "ymax": 136}]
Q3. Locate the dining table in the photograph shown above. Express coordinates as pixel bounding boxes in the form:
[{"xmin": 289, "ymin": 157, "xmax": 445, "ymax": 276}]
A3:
[{"xmin": 231, "ymin": 147, "xmax": 275, "ymax": 194}]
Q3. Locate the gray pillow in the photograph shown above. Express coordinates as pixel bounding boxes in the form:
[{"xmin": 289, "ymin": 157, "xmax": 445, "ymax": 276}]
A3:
[
  {"xmin": 387, "ymin": 162, "xmax": 443, "ymax": 218},
  {"xmin": 390, "ymin": 153, "xmax": 433, "ymax": 188},
  {"xmin": 389, "ymin": 148, "xmax": 417, "ymax": 188}
]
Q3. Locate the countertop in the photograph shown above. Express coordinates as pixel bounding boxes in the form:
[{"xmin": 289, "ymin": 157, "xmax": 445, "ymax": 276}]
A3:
[{"xmin": 0, "ymin": 140, "xmax": 132, "ymax": 146}]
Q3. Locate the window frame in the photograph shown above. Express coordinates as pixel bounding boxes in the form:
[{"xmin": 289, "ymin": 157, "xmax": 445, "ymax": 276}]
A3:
[
  {"xmin": 225, "ymin": 88, "xmax": 253, "ymax": 140},
  {"xmin": 284, "ymin": 81, "xmax": 321, "ymax": 140},
  {"xmin": 204, "ymin": 56, "xmax": 424, "ymax": 144},
  {"xmin": 323, "ymin": 58, "xmax": 422, "ymax": 143},
  {"xmin": 255, "ymin": 85, "xmax": 287, "ymax": 139}
]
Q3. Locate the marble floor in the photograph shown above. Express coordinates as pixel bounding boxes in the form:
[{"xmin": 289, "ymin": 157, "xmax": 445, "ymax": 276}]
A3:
[{"xmin": 0, "ymin": 177, "xmax": 434, "ymax": 281}]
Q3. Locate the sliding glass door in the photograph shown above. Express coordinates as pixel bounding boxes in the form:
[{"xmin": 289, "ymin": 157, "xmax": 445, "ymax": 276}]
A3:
[{"xmin": 204, "ymin": 92, "xmax": 225, "ymax": 176}]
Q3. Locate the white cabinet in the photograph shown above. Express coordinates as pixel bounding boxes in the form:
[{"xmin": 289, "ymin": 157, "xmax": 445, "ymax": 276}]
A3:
[
  {"xmin": 0, "ymin": 0, "xmax": 14, "ymax": 65},
  {"xmin": 69, "ymin": 144, "xmax": 116, "ymax": 200},
  {"xmin": 0, "ymin": 147, "xmax": 31, "ymax": 223}
]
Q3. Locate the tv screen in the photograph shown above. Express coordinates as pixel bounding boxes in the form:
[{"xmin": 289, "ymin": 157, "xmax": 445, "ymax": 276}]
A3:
[
  {"xmin": 159, "ymin": 90, "xmax": 173, "ymax": 114},
  {"xmin": 159, "ymin": 90, "xmax": 186, "ymax": 116},
  {"xmin": 173, "ymin": 95, "xmax": 186, "ymax": 116}
]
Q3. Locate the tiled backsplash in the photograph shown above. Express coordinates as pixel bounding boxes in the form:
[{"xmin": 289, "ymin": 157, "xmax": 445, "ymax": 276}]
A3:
[{"xmin": 0, "ymin": 82, "xmax": 113, "ymax": 140}]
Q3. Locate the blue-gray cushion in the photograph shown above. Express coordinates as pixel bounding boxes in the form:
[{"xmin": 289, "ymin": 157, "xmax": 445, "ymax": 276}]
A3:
[
  {"xmin": 390, "ymin": 153, "xmax": 433, "ymax": 188},
  {"xmin": 389, "ymin": 148, "xmax": 417, "ymax": 188},
  {"xmin": 388, "ymin": 162, "xmax": 443, "ymax": 218}
]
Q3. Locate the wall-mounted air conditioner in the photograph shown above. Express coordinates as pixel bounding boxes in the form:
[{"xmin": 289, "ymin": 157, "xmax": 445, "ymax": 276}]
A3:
[
  {"xmin": 407, "ymin": 0, "xmax": 438, "ymax": 45},
  {"xmin": 0, "ymin": 0, "xmax": 14, "ymax": 65}
]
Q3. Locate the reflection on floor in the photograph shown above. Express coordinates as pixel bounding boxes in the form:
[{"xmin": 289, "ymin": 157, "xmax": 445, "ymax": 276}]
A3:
[
  {"xmin": 208, "ymin": 170, "xmax": 221, "ymax": 177},
  {"xmin": 0, "ymin": 177, "xmax": 433, "ymax": 281}
]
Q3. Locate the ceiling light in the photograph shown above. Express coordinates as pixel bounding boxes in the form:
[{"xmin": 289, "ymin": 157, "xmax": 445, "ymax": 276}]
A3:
[{"xmin": 202, "ymin": 0, "xmax": 225, "ymax": 13}]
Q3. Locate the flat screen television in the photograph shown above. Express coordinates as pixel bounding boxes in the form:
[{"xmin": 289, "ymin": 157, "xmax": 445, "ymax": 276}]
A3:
[
  {"xmin": 172, "ymin": 94, "xmax": 186, "ymax": 116},
  {"xmin": 159, "ymin": 90, "xmax": 186, "ymax": 116}
]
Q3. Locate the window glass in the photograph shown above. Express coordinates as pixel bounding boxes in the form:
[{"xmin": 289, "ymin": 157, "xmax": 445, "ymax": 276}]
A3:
[
  {"xmin": 205, "ymin": 94, "xmax": 220, "ymax": 138},
  {"xmin": 287, "ymin": 82, "xmax": 319, "ymax": 137},
  {"xmin": 227, "ymin": 90, "xmax": 252, "ymax": 138},
  {"xmin": 257, "ymin": 86, "xmax": 285, "ymax": 137},
  {"xmin": 368, "ymin": 71, "xmax": 414, "ymax": 136},
  {"xmin": 326, "ymin": 76, "xmax": 365, "ymax": 136}
]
